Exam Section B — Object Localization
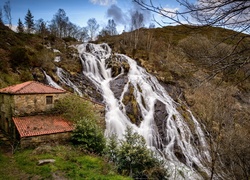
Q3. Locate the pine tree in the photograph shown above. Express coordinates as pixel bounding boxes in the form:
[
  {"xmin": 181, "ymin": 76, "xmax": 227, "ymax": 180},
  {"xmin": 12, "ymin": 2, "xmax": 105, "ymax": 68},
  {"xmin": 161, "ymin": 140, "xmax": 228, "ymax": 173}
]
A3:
[
  {"xmin": 24, "ymin": 9, "xmax": 34, "ymax": 33},
  {"xmin": 17, "ymin": 18, "xmax": 24, "ymax": 33},
  {"xmin": 106, "ymin": 126, "xmax": 168, "ymax": 179}
]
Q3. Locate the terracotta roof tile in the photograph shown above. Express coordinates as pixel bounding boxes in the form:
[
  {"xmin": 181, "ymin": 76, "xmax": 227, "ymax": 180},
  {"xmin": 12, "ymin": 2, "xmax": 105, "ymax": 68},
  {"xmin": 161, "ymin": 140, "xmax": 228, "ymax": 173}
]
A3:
[
  {"xmin": 13, "ymin": 115, "xmax": 74, "ymax": 138},
  {"xmin": 0, "ymin": 81, "xmax": 66, "ymax": 94}
]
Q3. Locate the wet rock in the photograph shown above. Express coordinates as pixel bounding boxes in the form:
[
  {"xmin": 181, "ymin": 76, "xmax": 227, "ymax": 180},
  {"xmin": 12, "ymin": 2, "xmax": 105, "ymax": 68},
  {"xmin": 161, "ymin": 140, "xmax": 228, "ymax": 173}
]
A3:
[
  {"xmin": 160, "ymin": 81, "xmax": 183, "ymax": 102},
  {"xmin": 110, "ymin": 75, "xmax": 128, "ymax": 99},
  {"xmin": 72, "ymin": 73, "xmax": 103, "ymax": 103},
  {"xmin": 154, "ymin": 100, "xmax": 169, "ymax": 146},
  {"xmin": 107, "ymin": 56, "xmax": 130, "ymax": 77},
  {"xmin": 121, "ymin": 83, "xmax": 142, "ymax": 125}
]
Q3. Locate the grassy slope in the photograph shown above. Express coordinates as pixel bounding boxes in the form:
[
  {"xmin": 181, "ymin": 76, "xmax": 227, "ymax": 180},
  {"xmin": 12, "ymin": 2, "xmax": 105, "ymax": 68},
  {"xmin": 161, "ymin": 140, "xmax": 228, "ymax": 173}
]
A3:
[{"xmin": 0, "ymin": 145, "xmax": 131, "ymax": 180}]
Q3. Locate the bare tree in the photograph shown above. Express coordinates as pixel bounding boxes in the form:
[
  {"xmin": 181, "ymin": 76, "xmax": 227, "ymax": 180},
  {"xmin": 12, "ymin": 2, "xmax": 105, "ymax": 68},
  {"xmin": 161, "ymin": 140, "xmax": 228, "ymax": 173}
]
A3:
[
  {"xmin": 87, "ymin": 18, "xmax": 99, "ymax": 41},
  {"xmin": 78, "ymin": 27, "xmax": 89, "ymax": 42},
  {"xmin": 134, "ymin": 0, "xmax": 250, "ymax": 82},
  {"xmin": 131, "ymin": 10, "xmax": 144, "ymax": 49},
  {"xmin": 3, "ymin": 0, "xmax": 11, "ymax": 28},
  {"xmin": 106, "ymin": 19, "xmax": 118, "ymax": 36},
  {"xmin": 134, "ymin": 0, "xmax": 250, "ymax": 32},
  {"xmin": 52, "ymin": 9, "xmax": 69, "ymax": 38}
]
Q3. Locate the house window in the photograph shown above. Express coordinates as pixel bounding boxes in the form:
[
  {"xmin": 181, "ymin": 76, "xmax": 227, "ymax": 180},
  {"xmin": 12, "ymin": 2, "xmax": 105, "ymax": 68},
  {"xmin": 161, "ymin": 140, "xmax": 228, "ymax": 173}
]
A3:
[{"xmin": 46, "ymin": 96, "xmax": 53, "ymax": 104}]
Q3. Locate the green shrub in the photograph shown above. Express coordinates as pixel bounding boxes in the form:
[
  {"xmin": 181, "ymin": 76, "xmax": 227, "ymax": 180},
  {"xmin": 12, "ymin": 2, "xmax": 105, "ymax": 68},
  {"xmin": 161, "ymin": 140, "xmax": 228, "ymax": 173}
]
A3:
[
  {"xmin": 53, "ymin": 94, "xmax": 105, "ymax": 154},
  {"xmin": 10, "ymin": 47, "xmax": 30, "ymax": 68},
  {"xmin": 106, "ymin": 127, "xmax": 168, "ymax": 179},
  {"xmin": 71, "ymin": 118, "xmax": 106, "ymax": 154},
  {"xmin": 53, "ymin": 94, "xmax": 98, "ymax": 122},
  {"xmin": 63, "ymin": 36, "xmax": 77, "ymax": 42},
  {"xmin": 19, "ymin": 69, "xmax": 33, "ymax": 81}
]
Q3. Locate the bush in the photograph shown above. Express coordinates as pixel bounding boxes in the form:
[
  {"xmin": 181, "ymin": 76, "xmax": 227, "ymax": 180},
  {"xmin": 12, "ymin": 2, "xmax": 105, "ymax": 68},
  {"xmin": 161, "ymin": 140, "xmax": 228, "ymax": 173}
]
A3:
[
  {"xmin": 10, "ymin": 47, "xmax": 31, "ymax": 68},
  {"xmin": 63, "ymin": 36, "xmax": 77, "ymax": 42},
  {"xmin": 53, "ymin": 94, "xmax": 105, "ymax": 154},
  {"xmin": 71, "ymin": 118, "xmax": 106, "ymax": 154},
  {"xmin": 53, "ymin": 94, "xmax": 98, "ymax": 122},
  {"xmin": 106, "ymin": 127, "xmax": 168, "ymax": 179}
]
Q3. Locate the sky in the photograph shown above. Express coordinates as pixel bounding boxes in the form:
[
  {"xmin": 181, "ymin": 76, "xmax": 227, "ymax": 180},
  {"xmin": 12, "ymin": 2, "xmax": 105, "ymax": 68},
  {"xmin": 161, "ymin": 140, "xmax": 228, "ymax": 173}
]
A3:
[{"xmin": 0, "ymin": 0, "xmax": 185, "ymax": 33}]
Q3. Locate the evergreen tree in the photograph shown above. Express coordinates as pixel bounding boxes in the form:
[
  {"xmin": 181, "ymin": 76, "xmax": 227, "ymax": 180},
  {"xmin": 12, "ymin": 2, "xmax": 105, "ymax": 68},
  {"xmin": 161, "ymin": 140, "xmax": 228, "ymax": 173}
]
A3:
[
  {"xmin": 17, "ymin": 18, "xmax": 24, "ymax": 33},
  {"xmin": 106, "ymin": 126, "xmax": 168, "ymax": 179},
  {"xmin": 71, "ymin": 118, "xmax": 106, "ymax": 155},
  {"xmin": 25, "ymin": 9, "xmax": 34, "ymax": 33}
]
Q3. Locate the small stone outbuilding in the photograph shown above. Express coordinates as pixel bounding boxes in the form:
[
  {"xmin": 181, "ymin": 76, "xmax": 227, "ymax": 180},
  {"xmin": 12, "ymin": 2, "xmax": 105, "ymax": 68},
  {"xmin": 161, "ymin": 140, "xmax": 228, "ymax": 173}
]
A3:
[
  {"xmin": 0, "ymin": 81, "xmax": 73, "ymax": 147},
  {"xmin": 13, "ymin": 115, "xmax": 73, "ymax": 148}
]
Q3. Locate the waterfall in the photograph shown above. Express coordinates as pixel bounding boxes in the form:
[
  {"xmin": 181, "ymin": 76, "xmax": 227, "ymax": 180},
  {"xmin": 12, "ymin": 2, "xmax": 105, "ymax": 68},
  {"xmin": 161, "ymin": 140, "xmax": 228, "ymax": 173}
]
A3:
[
  {"xmin": 75, "ymin": 43, "xmax": 211, "ymax": 179},
  {"xmin": 43, "ymin": 70, "xmax": 63, "ymax": 90},
  {"xmin": 56, "ymin": 67, "xmax": 83, "ymax": 97},
  {"xmin": 43, "ymin": 68, "xmax": 83, "ymax": 97}
]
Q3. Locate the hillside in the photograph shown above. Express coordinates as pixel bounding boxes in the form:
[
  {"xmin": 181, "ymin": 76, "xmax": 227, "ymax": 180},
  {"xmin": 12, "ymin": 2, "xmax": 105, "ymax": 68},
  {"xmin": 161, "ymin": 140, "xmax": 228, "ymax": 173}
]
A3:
[
  {"xmin": 0, "ymin": 22, "xmax": 249, "ymax": 179},
  {"xmin": 97, "ymin": 26, "xmax": 250, "ymax": 179}
]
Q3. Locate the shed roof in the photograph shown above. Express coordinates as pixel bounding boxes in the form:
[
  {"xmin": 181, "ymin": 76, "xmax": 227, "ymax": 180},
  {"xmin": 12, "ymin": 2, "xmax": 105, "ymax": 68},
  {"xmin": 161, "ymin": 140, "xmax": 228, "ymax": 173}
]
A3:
[
  {"xmin": 13, "ymin": 115, "xmax": 74, "ymax": 138},
  {"xmin": 0, "ymin": 81, "xmax": 65, "ymax": 94}
]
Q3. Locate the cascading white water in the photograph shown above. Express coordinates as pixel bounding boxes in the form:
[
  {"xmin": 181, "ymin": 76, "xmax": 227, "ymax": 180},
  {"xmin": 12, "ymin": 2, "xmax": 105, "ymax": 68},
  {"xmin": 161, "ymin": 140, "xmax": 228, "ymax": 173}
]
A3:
[
  {"xmin": 43, "ymin": 70, "xmax": 63, "ymax": 90},
  {"xmin": 43, "ymin": 68, "xmax": 83, "ymax": 97},
  {"xmin": 56, "ymin": 67, "xmax": 83, "ymax": 97},
  {"xmin": 76, "ymin": 43, "xmax": 211, "ymax": 179}
]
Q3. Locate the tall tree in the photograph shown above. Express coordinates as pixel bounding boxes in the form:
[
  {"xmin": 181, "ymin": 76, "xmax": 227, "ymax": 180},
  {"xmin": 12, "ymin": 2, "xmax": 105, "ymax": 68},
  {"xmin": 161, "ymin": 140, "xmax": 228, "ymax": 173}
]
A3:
[
  {"xmin": 17, "ymin": 18, "xmax": 24, "ymax": 33},
  {"xmin": 35, "ymin": 18, "xmax": 47, "ymax": 34},
  {"xmin": 52, "ymin": 9, "xmax": 69, "ymax": 38},
  {"xmin": 49, "ymin": 19, "xmax": 57, "ymax": 36},
  {"xmin": 78, "ymin": 27, "xmax": 89, "ymax": 42},
  {"xmin": 87, "ymin": 18, "xmax": 99, "ymax": 41},
  {"xmin": 131, "ymin": 10, "xmax": 144, "ymax": 49},
  {"xmin": 3, "ymin": 0, "xmax": 11, "ymax": 28},
  {"xmin": 25, "ymin": 9, "xmax": 34, "ymax": 33},
  {"xmin": 106, "ymin": 19, "xmax": 117, "ymax": 36}
]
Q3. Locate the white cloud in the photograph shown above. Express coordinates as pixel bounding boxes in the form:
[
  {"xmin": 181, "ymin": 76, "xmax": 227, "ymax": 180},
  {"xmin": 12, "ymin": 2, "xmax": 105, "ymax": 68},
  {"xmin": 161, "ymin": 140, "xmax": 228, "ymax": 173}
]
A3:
[{"xmin": 89, "ymin": 0, "xmax": 116, "ymax": 6}]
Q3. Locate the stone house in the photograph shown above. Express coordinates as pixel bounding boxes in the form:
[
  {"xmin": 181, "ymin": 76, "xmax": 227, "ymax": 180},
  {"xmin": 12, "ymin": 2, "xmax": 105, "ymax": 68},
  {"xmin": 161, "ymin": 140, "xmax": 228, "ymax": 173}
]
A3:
[{"xmin": 0, "ymin": 81, "xmax": 73, "ymax": 148}]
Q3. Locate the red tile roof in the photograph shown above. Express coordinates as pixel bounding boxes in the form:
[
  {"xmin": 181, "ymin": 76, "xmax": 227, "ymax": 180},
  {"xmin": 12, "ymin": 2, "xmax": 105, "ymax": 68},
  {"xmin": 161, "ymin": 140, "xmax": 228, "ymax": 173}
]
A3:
[
  {"xmin": 0, "ymin": 81, "xmax": 66, "ymax": 94},
  {"xmin": 13, "ymin": 115, "xmax": 74, "ymax": 138}
]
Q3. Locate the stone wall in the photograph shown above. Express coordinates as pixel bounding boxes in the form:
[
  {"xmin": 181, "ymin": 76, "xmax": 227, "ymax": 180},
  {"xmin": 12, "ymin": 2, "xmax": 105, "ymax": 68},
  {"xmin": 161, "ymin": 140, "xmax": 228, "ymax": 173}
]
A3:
[
  {"xmin": 20, "ymin": 132, "xmax": 72, "ymax": 148},
  {"xmin": 0, "ymin": 94, "xmax": 14, "ymax": 134},
  {"xmin": 13, "ymin": 93, "xmax": 66, "ymax": 116}
]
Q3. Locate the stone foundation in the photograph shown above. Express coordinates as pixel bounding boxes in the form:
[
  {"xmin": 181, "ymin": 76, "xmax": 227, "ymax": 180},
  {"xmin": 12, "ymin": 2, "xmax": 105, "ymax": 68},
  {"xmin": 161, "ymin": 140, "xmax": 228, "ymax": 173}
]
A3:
[{"xmin": 20, "ymin": 132, "xmax": 72, "ymax": 148}]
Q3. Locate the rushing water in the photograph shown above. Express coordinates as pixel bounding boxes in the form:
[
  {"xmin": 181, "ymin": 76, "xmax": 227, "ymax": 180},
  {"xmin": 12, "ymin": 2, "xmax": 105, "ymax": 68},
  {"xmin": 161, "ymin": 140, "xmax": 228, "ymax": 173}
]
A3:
[
  {"xmin": 43, "ymin": 70, "xmax": 63, "ymax": 90},
  {"xmin": 47, "ymin": 42, "xmax": 212, "ymax": 179},
  {"xmin": 75, "ymin": 43, "xmax": 212, "ymax": 179}
]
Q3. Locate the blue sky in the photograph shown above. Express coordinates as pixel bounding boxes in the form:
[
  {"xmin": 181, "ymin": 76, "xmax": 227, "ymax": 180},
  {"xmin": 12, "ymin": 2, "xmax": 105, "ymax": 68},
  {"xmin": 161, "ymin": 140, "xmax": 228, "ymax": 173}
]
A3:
[{"xmin": 1, "ymin": 0, "xmax": 185, "ymax": 33}]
